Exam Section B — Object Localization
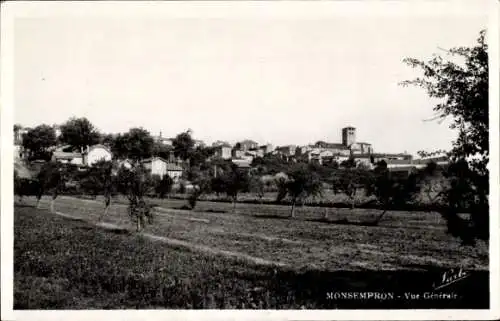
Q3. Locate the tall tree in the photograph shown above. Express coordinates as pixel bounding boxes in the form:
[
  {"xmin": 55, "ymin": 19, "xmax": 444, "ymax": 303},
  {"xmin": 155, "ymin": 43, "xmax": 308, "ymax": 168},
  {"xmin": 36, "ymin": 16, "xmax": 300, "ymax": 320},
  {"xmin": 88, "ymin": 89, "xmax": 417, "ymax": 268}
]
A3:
[
  {"xmin": 152, "ymin": 141, "xmax": 173, "ymax": 160},
  {"xmin": 365, "ymin": 164, "xmax": 419, "ymax": 225},
  {"xmin": 78, "ymin": 160, "xmax": 116, "ymax": 220},
  {"xmin": 221, "ymin": 164, "xmax": 250, "ymax": 213},
  {"xmin": 401, "ymin": 30, "xmax": 488, "ymax": 245},
  {"xmin": 154, "ymin": 174, "xmax": 174, "ymax": 199},
  {"xmin": 333, "ymin": 168, "xmax": 369, "ymax": 210},
  {"xmin": 59, "ymin": 117, "xmax": 100, "ymax": 154},
  {"xmin": 172, "ymin": 130, "xmax": 195, "ymax": 163},
  {"xmin": 111, "ymin": 128, "xmax": 154, "ymax": 162},
  {"xmin": 115, "ymin": 164, "xmax": 155, "ymax": 232},
  {"xmin": 22, "ymin": 125, "xmax": 57, "ymax": 160},
  {"xmin": 35, "ymin": 162, "xmax": 72, "ymax": 213},
  {"xmin": 284, "ymin": 164, "xmax": 323, "ymax": 218}
]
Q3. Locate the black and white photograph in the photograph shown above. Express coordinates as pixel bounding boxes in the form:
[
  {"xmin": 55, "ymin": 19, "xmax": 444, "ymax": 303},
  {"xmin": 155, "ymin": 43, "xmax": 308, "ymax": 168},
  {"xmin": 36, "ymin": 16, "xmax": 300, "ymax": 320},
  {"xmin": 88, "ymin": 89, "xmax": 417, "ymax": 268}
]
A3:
[{"xmin": 1, "ymin": 0, "xmax": 499, "ymax": 319}]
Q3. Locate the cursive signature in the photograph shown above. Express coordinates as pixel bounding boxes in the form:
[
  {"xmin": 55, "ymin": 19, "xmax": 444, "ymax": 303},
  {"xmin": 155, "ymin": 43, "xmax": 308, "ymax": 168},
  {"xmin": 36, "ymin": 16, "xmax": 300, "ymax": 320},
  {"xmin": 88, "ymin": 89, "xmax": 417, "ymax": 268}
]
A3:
[{"xmin": 433, "ymin": 268, "xmax": 469, "ymax": 291}]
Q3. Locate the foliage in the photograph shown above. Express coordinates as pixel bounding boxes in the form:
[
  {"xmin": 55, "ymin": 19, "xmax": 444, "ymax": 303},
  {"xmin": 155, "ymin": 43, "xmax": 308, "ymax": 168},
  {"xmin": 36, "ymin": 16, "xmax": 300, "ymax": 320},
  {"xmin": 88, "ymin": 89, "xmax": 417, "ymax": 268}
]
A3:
[
  {"xmin": 211, "ymin": 176, "xmax": 227, "ymax": 196},
  {"xmin": 402, "ymin": 30, "xmax": 489, "ymax": 245},
  {"xmin": 332, "ymin": 168, "xmax": 371, "ymax": 209},
  {"xmin": 365, "ymin": 164, "xmax": 421, "ymax": 224},
  {"xmin": 115, "ymin": 165, "xmax": 154, "ymax": 231},
  {"xmin": 33, "ymin": 162, "xmax": 74, "ymax": 212},
  {"xmin": 275, "ymin": 173, "xmax": 289, "ymax": 202},
  {"xmin": 172, "ymin": 131, "xmax": 195, "ymax": 162},
  {"xmin": 59, "ymin": 117, "xmax": 100, "ymax": 154},
  {"xmin": 111, "ymin": 128, "xmax": 155, "ymax": 162},
  {"xmin": 183, "ymin": 164, "xmax": 213, "ymax": 209},
  {"xmin": 251, "ymin": 155, "xmax": 292, "ymax": 175},
  {"xmin": 190, "ymin": 146, "xmax": 216, "ymax": 167},
  {"xmin": 99, "ymin": 133, "xmax": 116, "ymax": 148},
  {"xmin": 284, "ymin": 164, "xmax": 323, "ymax": 217},
  {"xmin": 152, "ymin": 142, "xmax": 173, "ymax": 160},
  {"xmin": 79, "ymin": 160, "xmax": 115, "ymax": 199},
  {"xmin": 339, "ymin": 157, "xmax": 357, "ymax": 169},
  {"xmin": 22, "ymin": 125, "xmax": 57, "ymax": 160},
  {"xmin": 219, "ymin": 164, "xmax": 251, "ymax": 212},
  {"xmin": 249, "ymin": 175, "xmax": 266, "ymax": 202},
  {"xmin": 154, "ymin": 175, "xmax": 174, "ymax": 199},
  {"xmin": 14, "ymin": 170, "xmax": 41, "ymax": 201}
]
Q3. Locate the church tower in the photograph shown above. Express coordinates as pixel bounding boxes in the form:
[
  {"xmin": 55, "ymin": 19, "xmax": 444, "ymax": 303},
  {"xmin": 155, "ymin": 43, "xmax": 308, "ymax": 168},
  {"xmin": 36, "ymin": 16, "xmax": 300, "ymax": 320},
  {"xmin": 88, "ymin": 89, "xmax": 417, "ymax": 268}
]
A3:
[{"xmin": 342, "ymin": 126, "xmax": 356, "ymax": 147}]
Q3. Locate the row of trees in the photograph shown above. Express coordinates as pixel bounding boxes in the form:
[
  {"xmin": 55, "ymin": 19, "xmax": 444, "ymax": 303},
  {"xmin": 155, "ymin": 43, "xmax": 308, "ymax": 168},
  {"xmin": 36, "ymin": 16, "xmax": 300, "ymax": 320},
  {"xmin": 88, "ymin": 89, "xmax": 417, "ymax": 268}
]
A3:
[{"xmin": 17, "ymin": 117, "xmax": 216, "ymax": 165}]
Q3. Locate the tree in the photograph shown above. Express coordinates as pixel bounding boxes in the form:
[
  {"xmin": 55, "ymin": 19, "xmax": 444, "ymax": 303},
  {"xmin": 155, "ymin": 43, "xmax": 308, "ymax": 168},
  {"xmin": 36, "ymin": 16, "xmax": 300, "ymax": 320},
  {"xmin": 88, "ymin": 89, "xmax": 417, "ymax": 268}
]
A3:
[
  {"xmin": 333, "ymin": 168, "xmax": 369, "ymax": 210},
  {"xmin": 340, "ymin": 157, "xmax": 357, "ymax": 169},
  {"xmin": 22, "ymin": 125, "xmax": 57, "ymax": 160},
  {"xmin": 36, "ymin": 162, "xmax": 69, "ymax": 213},
  {"xmin": 401, "ymin": 30, "xmax": 488, "ymax": 245},
  {"xmin": 186, "ymin": 166, "xmax": 212, "ymax": 210},
  {"xmin": 59, "ymin": 117, "xmax": 100, "ymax": 154},
  {"xmin": 274, "ymin": 172, "xmax": 289, "ymax": 203},
  {"xmin": 211, "ymin": 176, "xmax": 226, "ymax": 197},
  {"xmin": 115, "ymin": 164, "xmax": 155, "ymax": 232},
  {"xmin": 172, "ymin": 131, "xmax": 195, "ymax": 163},
  {"xmin": 152, "ymin": 142, "xmax": 173, "ymax": 160},
  {"xmin": 284, "ymin": 164, "xmax": 323, "ymax": 218},
  {"xmin": 111, "ymin": 128, "xmax": 154, "ymax": 162},
  {"xmin": 365, "ymin": 164, "xmax": 419, "ymax": 225},
  {"xmin": 221, "ymin": 164, "xmax": 250, "ymax": 213},
  {"xmin": 14, "ymin": 170, "xmax": 41, "ymax": 204},
  {"xmin": 77, "ymin": 160, "xmax": 115, "ymax": 221},
  {"xmin": 251, "ymin": 154, "xmax": 291, "ymax": 175},
  {"xmin": 249, "ymin": 175, "xmax": 266, "ymax": 203},
  {"xmin": 189, "ymin": 146, "xmax": 216, "ymax": 167},
  {"xmin": 155, "ymin": 174, "xmax": 174, "ymax": 199},
  {"xmin": 99, "ymin": 133, "xmax": 116, "ymax": 148}
]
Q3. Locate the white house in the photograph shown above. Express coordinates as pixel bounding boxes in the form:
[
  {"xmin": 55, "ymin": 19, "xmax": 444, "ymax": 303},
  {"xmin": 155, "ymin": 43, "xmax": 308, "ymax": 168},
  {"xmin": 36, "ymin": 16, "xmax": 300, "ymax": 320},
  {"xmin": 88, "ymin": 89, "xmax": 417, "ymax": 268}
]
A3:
[
  {"xmin": 86, "ymin": 144, "xmax": 112, "ymax": 166},
  {"xmin": 214, "ymin": 145, "xmax": 232, "ymax": 159},
  {"xmin": 141, "ymin": 157, "xmax": 183, "ymax": 181}
]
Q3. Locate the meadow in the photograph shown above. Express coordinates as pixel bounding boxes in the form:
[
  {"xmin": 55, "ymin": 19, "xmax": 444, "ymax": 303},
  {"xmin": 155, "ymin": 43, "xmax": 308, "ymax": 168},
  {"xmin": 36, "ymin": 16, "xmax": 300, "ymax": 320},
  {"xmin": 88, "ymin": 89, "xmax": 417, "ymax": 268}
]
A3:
[{"xmin": 14, "ymin": 196, "xmax": 489, "ymax": 309}]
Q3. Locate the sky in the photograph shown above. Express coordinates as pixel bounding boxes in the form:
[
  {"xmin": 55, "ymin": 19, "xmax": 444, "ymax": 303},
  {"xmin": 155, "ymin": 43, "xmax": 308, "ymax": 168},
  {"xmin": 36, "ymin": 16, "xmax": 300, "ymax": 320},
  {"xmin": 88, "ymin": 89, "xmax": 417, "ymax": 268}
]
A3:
[{"xmin": 13, "ymin": 2, "xmax": 489, "ymax": 156}]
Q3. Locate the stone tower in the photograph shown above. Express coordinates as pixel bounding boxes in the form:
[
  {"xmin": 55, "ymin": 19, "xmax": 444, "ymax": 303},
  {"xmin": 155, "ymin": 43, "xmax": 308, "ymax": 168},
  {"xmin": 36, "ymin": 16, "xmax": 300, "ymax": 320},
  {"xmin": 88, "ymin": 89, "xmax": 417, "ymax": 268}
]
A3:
[{"xmin": 342, "ymin": 126, "xmax": 356, "ymax": 147}]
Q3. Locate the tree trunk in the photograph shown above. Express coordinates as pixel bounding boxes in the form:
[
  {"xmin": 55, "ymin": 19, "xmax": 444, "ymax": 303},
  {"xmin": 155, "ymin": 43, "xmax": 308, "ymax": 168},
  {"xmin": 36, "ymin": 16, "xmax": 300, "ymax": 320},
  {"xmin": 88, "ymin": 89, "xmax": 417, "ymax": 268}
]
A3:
[
  {"xmin": 36, "ymin": 197, "xmax": 41, "ymax": 209},
  {"xmin": 290, "ymin": 201, "xmax": 296, "ymax": 218},
  {"xmin": 232, "ymin": 196, "xmax": 237, "ymax": 213},
  {"xmin": 136, "ymin": 218, "xmax": 141, "ymax": 232},
  {"xmin": 323, "ymin": 209, "xmax": 329, "ymax": 220},
  {"xmin": 373, "ymin": 208, "xmax": 387, "ymax": 225},
  {"xmin": 50, "ymin": 199, "xmax": 55, "ymax": 213},
  {"xmin": 99, "ymin": 205, "xmax": 109, "ymax": 222}
]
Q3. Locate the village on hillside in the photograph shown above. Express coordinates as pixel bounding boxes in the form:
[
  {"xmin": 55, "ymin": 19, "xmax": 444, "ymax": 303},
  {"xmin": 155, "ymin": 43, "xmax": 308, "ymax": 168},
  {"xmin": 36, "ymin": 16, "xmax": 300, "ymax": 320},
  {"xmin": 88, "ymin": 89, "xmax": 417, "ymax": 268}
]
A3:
[{"xmin": 13, "ymin": 124, "xmax": 449, "ymax": 182}]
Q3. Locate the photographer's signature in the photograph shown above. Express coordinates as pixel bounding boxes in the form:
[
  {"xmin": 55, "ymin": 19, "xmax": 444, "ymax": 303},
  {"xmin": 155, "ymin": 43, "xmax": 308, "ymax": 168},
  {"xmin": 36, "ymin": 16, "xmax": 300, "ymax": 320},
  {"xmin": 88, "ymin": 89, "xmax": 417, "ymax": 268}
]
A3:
[{"xmin": 433, "ymin": 268, "xmax": 469, "ymax": 291}]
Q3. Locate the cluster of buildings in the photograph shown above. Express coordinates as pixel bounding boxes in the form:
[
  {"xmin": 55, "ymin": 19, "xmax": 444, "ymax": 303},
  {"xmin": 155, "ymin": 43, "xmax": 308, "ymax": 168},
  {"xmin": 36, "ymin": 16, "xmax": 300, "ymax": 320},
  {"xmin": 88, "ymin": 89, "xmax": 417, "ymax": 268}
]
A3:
[
  {"xmin": 208, "ymin": 126, "xmax": 448, "ymax": 174},
  {"xmin": 14, "ymin": 124, "xmax": 449, "ymax": 181}
]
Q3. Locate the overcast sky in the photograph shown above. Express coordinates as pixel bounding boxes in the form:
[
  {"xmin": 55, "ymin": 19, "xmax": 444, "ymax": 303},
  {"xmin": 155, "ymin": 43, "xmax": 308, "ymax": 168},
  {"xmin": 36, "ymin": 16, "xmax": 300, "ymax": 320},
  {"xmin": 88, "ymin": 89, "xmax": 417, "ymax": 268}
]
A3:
[{"xmin": 13, "ymin": 2, "xmax": 488, "ymax": 155}]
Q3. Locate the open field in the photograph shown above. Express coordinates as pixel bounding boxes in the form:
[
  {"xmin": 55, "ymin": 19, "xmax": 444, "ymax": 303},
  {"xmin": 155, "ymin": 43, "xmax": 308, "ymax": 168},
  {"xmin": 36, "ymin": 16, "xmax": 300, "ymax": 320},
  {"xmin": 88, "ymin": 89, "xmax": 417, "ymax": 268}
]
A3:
[{"xmin": 14, "ymin": 196, "xmax": 489, "ymax": 308}]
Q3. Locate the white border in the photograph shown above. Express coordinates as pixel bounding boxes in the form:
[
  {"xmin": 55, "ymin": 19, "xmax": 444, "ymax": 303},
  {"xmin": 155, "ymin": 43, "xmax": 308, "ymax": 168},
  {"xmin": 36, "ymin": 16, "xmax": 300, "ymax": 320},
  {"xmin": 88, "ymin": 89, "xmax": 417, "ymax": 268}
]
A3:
[{"xmin": 1, "ymin": 1, "xmax": 499, "ymax": 320}]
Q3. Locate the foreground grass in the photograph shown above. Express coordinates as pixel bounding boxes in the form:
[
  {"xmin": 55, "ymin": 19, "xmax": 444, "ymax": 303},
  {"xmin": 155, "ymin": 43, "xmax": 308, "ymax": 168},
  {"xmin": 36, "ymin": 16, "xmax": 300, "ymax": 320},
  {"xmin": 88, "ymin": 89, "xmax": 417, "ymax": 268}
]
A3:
[
  {"xmin": 15, "ymin": 205, "xmax": 489, "ymax": 309},
  {"xmin": 52, "ymin": 195, "xmax": 489, "ymax": 271}
]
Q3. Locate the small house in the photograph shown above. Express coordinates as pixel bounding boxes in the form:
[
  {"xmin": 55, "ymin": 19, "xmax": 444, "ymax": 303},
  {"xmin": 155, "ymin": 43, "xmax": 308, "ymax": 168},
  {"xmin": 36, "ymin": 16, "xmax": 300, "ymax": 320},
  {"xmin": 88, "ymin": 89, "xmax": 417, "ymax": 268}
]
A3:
[
  {"xmin": 52, "ymin": 151, "xmax": 84, "ymax": 165},
  {"xmin": 86, "ymin": 144, "xmax": 112, "ymax": 166},
  {"xmin": 141, "ymin": 157, "xmax": 183, "ymax": 181}
]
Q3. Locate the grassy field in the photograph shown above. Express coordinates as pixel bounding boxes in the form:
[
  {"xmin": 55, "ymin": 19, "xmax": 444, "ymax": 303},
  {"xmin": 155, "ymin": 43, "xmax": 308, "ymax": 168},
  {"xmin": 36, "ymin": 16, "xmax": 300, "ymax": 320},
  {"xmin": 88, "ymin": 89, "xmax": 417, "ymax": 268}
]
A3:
[{"xmin": 14, "ymin": 196, "xmax": 489, "ymax": 309}]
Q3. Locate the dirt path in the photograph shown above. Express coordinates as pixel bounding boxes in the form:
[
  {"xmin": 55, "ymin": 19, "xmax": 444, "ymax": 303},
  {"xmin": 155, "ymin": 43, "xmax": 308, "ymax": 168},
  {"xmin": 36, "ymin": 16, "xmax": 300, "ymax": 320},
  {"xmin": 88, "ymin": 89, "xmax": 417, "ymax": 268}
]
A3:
[
  {"xmin": 209, "ymin": 229, "xmax": 302, "ymax": 245},
  {"xmin": 50, "ymin": 210, "xmax": 287, "ymax": 268}
]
